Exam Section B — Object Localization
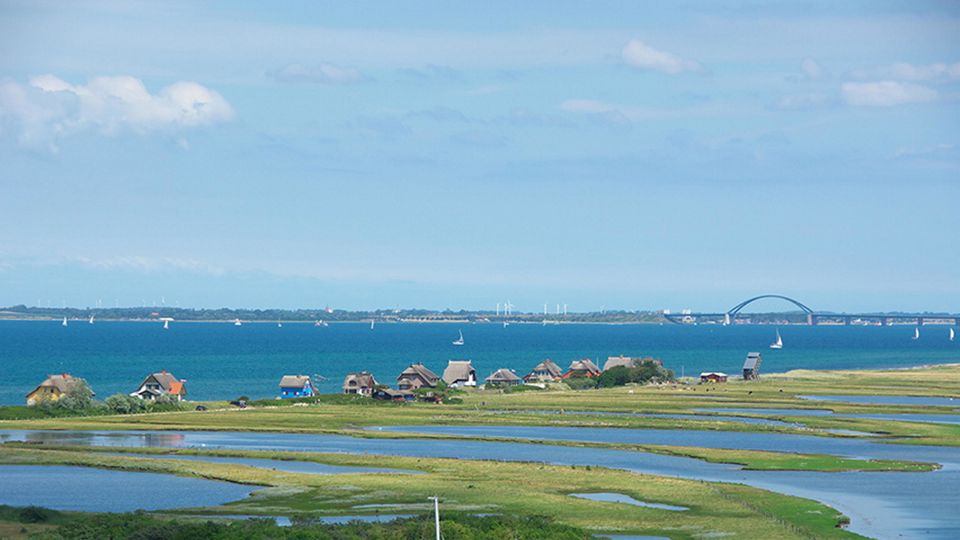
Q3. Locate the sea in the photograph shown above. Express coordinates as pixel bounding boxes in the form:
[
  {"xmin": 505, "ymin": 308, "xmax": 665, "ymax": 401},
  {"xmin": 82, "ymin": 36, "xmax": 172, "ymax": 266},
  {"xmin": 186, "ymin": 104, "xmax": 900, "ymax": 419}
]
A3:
[{"xmin": 1, "ymin": 320, "xmax": 957, "ymax": 405}]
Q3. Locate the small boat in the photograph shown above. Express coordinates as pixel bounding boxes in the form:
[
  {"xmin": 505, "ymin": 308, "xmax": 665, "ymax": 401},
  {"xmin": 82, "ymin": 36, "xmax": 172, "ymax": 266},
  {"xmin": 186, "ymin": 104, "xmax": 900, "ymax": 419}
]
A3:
[
  {"xmin": 950, "ymin": 328, "xmax": 956, "ymax": 342},
  {"xmin": 277, "ymin": 322, "xmax": 283, "ymax": 328},
  {"xmin": 62, "ymin": 316, "xmax": 68, "ymax": 327},
  {"xmin": 503, "ymin": 321, "xmax": 509, "ymax": 328},
  {"xmin": 769, "ymin": 328, "xmax": 783, "ymax": 349},
  {"xmin": 912, "ymin": 327, "xmax": 920, "ymax": 340},
  {"xmin": 163, "ymin": 320, "xmax": 169, "ymax": 330},
  {"xmin": 452, "ymin": 329, "xmax": 464, "ymax": 346},
  {"xmin": 234, "ymin": 318, "xmax": 242, "ymax": 327},
  {"xmin": 370, "ymin": 319, "xmax": 375, "ymax": 330},
  {"xmin": 88, "ymin": 315, "xmax": 95, "ymax": 324},
  {"xmin": 315, "ymin": 320, "xmax": 323, "ymax": 327}
]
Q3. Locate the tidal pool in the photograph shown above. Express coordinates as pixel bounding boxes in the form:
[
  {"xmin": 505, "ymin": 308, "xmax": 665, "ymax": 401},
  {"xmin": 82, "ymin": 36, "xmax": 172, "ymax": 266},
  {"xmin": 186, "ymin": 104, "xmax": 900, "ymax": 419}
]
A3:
[
  {"xmin": 570, "ymin": 492, "xmax": 688, "ymax": 511},
  {"xmin": 2, "ymin": 429, "xmax": 957, "ymax": 540},
  {"xmin": 109, "ymin": 452, "xmax": 418, "ymax": 475},
  {"xmin": 799, "ymin": 394, "xmax": 959, "ymax": 407},
  {"xmin": 697, "ymin": 407, "xmax": 960, "ymax": 425},
  {"xmin": 0, "ymin": 465, "xmax": 253, "ymax": 512}
]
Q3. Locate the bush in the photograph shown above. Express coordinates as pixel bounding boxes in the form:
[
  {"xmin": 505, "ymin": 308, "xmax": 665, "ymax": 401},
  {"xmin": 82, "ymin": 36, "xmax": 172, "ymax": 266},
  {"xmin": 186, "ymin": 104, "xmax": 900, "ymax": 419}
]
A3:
[
  {"xmin": 55, "ymin": 378, "xmax": 95, "ymax": 411},
  {"xmin": 105, "ymin": 394, "xmax": 143, "ymax": 415},
  {"xmin": 565, "ymin": 377, "xmax": 598, "ymax": 390},
  {"xmin": 595, "ymin": 361, "xmax": 674, "ymax": 388}
]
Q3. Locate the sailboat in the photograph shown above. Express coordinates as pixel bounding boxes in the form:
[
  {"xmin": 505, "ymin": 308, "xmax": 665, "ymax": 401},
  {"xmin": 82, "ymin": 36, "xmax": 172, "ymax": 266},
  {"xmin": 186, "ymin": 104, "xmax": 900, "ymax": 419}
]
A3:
[
  {"xmin": 88, "ymin": 315, "xmax": 95, "ymax": 324},
  {"xmin": 950, "ymin": 328, "xmax": 955, "ymax": 342},
  {"xmin": 163, "ymin": 320, "xmax": 169, "ymax": 330},
  {"xmin": 912, "ymin": 327, "xmax": 920, "ymax": 340},
  {"xmin": 62, "ymin": 316, "xmax": 68, "ymax": 327},
  {"xmin": 277, "ymin": 322, "xmax": 283, "ymax": 328},
  {"xmin": 452, "ymin": 329, "xmax": 464, "ymax": 346},
  {"xmin": 769, "ymin": 328, "xmax": 783, "ymax": 349},
  {"xmin": 370, "ymin": 319, "xmax": 375, "ymax": 330},
  {"xmin": 234, "ymin": 318, "xmax": 242, "ymax": 327},
  {"xmin": 503, "ymin": 321, "xmax": 509, "ymax": 328}
]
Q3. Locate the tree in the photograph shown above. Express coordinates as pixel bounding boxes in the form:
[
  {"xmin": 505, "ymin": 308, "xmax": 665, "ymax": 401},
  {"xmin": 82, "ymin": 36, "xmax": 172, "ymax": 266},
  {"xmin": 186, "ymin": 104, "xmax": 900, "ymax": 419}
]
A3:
[{"xmin": 56, "ymin": 378, "xmax": 95, "ymax": 410}]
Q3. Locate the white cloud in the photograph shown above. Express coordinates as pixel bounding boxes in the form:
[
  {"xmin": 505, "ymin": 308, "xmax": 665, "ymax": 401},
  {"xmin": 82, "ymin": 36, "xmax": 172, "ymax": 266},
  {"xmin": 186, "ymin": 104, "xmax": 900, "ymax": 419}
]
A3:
[
  {"xmin": 621, "ymin": 40, "xmax": 701, "ymax": 74},
  {"xmin": 840, "ymin": 81, "xmax": 937, "ymax": 107},
  {"xmin": 0, "ymin": 75, "xmax": 233, "ymax": 150},
  {"xmin": 868, "ymin": 62, "xmax": 960, "ymax": 82},
  {"xmin": 801, "ymin": 58, "xmax": 822, "ymax": 79},
  {"xmin": 561, "ymin": 99, "xmax": 616, "ymax": 114},
  {"xmin": 269, "ymin": 63, "xmax": 364, "ymax": 84}
]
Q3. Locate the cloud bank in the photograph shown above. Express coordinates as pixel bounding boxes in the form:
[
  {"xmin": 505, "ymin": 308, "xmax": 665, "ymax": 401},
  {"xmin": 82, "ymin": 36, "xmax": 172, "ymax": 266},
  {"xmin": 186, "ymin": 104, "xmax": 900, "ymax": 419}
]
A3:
[
  {"xmin": 621, "ymin": 40, "xmax": 701, "ymax": 74},
  {"xmin": 841, "ymin": 81, "xmax": 937, "ymax": 107},
  {"xmin": 0, "ymin": 75, "xmax": 233, "ymax": 151}
]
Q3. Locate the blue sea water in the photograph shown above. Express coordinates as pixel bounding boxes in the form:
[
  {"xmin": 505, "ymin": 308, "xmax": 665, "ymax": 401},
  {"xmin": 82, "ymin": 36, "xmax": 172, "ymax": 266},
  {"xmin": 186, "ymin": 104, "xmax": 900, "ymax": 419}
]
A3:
[{"xmin": 1, "ymin": 320, "xmax": 957, "ymax": 405}]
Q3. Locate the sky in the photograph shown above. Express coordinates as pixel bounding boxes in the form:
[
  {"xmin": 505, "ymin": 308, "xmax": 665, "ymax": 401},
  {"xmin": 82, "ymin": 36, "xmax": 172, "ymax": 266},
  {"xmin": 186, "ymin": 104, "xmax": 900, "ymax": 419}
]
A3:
[{"xmin": 0, "ymin": 1, "xmax": 958, "ymax": 313}]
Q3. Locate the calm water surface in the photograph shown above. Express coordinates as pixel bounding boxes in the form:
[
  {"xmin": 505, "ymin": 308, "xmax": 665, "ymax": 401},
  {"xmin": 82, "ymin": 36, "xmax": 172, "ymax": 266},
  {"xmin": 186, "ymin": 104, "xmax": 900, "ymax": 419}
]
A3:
[
  {"xmin": 0, "ymin": 465, "xmax": 253, "ymax": 512},
  {"xmin": 2, "ymin": 320, "xmax": 958, "ymax": 403},
  {"xmin": 2, "ymin": 428, "xmax": 957, "ymax": 539}
]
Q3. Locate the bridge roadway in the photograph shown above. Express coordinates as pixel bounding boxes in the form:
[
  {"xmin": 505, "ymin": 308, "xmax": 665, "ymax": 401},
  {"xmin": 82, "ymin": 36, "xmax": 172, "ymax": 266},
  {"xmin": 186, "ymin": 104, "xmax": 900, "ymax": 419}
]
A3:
[{"xmin": 663, "ymin": 295, "xmax": 960, "ymax": 326}]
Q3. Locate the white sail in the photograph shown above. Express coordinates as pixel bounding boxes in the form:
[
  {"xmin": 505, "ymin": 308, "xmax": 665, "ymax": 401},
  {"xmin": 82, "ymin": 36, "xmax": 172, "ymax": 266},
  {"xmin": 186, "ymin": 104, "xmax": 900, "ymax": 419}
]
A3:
[
  {"xmin": 912, "ymin": 327, "xmax": 920, "ymax": 340},
  {"xmin": 452, "ymin": 329, "xmax": 464, "ymax": 346},
  {"xmin": 769, "ymin": 329, "xmax": 783, "ymax": 349},
  {"xmin": 234, "ymin": 318, "xmax": 242, "ymax": 326},
  {"xmin": 88, "ymin": 315, "xmax": 95, "ymax": 324},
  {"xmin": 950, "ymin": 328, "xmax": 955, "ymax": 342},
  {"xmin": 370, "ymin": 319, "xmax": 375, "ymax": 330},
  {"xmin": 62, "ymin": 316, "xmax": 68, "ymax": 327},
  {"xmin": 163, "ymin": 320, "xmax": 169, "ymax": 330}
]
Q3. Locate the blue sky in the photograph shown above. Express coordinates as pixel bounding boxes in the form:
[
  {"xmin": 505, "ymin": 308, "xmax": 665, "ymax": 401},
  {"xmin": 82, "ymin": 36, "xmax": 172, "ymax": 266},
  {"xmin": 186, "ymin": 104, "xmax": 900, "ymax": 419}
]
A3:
[{"xmin": 1, "ymin": 1, "xmax": 958, "ymax": 313}]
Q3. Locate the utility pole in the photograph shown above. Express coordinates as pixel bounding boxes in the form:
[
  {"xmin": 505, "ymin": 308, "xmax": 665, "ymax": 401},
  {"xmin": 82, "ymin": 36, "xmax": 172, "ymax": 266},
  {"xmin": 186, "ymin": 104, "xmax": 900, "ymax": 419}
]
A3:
[{"xmin": 429, "ymin": 496, "xmax": 440, "ymax": 540}]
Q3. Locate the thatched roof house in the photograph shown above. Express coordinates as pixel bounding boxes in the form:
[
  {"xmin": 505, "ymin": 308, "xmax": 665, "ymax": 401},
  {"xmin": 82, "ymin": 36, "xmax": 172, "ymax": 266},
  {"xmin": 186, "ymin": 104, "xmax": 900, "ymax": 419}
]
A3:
[
  {"xmin": 562, "ymin": 359, "xmax": 601, "ymax": 379},
  {"xmin": 343, "ymin": 371, "xmax": 378, "ymax": 396},
  {"xmin": 524, "ymin": 359, "xmax": 563, "ymax": 382},
  {"xmin": 397, "ymin": 363, "xmax": 440, "ymax": 390},
  {"xmin": 603, "ymin": 355, "xmax": 663, "ymax": 371},
  {"xmin": 442, "ymin": 360, "xmax": 477, "ymax": 387},
  {"xmin": 26, "ymin": 373, "xmax": 85, "ymax": 406},
  {"xmin": 485, "ymin": 368, "xmax": 523, "ymax": 386}
]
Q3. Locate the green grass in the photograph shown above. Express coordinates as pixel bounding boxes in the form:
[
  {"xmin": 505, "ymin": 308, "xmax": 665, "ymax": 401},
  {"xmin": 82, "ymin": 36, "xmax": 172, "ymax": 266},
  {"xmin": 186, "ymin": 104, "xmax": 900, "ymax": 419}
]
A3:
[{"xmin": 0, "ymin": 445, "xmax": 866, "ymax": 539}]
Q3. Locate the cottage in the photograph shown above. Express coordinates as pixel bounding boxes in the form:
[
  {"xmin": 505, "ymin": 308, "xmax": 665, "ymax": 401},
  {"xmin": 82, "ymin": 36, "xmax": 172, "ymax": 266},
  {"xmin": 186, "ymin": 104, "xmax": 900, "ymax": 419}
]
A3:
[
  {"xmin": 373, "ymin": 388, "xmax": 415, "ymax": 401},
  {"xmin": 397, "ymin": 363, "xmax": 440, "ymax": 391},
  {"xmin": 279, "ymin": 375, "xmax": 314, "ymax": 398},
  {"xmin": 523, "ymin": 359, "xmax": 563, "ymax": 382},
  {"xmin": 700, "ymin": 372, "xmax": 728, "ymax": 383},
  {"xmin": 742, "ymin": 352, "xmax": 762, "ymax": 380},
  {"xmin": 130, "ymin": 370, "xmax": 187, "ymax": 401},
  {"xmin": 343, "ymin": 371, "xmax": 378, "ymax": 396},
  {"xmin": 485, "ymin": 368, "xmax": 523, "ymax": 386},
  {"xmin": 442, "ymin": 360, "xmax": 477, "ymax": 387},
  {"xmin": 562, "ymin": 359, "xmax": 601, "ymax": 379},
  {"xmin": 26, "ymin": 373, "xmax": 86, "ymax": 406},
  {"xmin": 603, "ymin": 355, "xmax": 663, "ymax": 371}
]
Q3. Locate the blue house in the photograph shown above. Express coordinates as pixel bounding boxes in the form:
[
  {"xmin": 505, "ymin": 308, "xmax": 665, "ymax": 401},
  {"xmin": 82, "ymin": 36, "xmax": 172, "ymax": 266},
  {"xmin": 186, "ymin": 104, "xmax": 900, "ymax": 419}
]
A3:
[{"xmin": 279, "ymin": 375, "xmax": 314, "ymax": 398}]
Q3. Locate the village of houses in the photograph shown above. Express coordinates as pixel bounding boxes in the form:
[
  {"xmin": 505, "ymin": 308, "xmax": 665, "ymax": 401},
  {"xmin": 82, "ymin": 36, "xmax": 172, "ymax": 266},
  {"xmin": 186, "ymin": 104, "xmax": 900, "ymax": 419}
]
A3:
[{"xmin": 24, "ymin": 353, "xmax": 765, "ymax": 406}]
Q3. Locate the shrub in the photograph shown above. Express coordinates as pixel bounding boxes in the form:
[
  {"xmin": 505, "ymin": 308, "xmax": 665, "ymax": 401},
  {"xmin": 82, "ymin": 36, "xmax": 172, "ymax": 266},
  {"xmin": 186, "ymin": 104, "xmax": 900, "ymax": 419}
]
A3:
[{"xmin": 565, "ymin": 377, "xmax": 598, "ymax": 390}]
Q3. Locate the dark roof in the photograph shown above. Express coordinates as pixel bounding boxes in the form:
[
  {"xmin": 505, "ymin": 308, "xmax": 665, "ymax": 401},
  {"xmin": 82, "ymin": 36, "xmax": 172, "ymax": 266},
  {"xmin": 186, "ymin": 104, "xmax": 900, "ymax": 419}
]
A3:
[
  {"xmin": 530, "ymin": 360, "xmax": 562, "ymax": 377},
  {"xmin": 743, "ymin": 352, "xmax": 762, "ymax": 370},
  {"xmin": 137, "ymin": 371, "xmax": 184, "ymax": 393},
  {"xmin": 398, "ymin": 363, "xmax": 439, "ymax": 382},
  {"xmin": 485, "ymin": 368, "xmax": 522, "ymax": 383},
  {"xmin": 279, "ymin": 375, "xmax": 312, "ymax": 388},
  {"xmin": 568, "ymin": 359, "xmax": 601, "ymax": 375}
]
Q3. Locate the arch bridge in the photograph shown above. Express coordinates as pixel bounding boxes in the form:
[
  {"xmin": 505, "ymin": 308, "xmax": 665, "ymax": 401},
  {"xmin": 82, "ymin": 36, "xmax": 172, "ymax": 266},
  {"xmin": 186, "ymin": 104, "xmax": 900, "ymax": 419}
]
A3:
[{"xmin": 663, "ymin": 295, "xmax": 959, "ymax": 326}]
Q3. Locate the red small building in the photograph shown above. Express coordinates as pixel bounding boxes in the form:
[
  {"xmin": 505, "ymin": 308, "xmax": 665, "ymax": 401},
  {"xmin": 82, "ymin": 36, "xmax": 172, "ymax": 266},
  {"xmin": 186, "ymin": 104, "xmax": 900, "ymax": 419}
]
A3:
[{"xmin": 699, "ymin": 372, "xmax": 728, "ymax": 383}]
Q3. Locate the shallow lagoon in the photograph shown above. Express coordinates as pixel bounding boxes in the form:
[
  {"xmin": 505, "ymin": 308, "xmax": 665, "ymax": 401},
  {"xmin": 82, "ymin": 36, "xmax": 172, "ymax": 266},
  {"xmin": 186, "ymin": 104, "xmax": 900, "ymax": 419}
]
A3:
[
  {"xmin": 2, "ymin": 428, "xmax": 958, "ymax": 539},
  {"xmin": 110, "ymin": 452, "xmax": 418, "ymax": 475},
  {"xmin": 0, "ymin": 465, "xmax": 253, "ymax": 512}
]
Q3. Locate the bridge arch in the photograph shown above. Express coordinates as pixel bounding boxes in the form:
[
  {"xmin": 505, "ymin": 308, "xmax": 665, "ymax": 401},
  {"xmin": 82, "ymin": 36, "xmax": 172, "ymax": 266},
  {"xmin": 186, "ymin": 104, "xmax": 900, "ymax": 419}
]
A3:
[{"xmin": 727, "ymin": 295, "xmax": 813, "ymax": 315}]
